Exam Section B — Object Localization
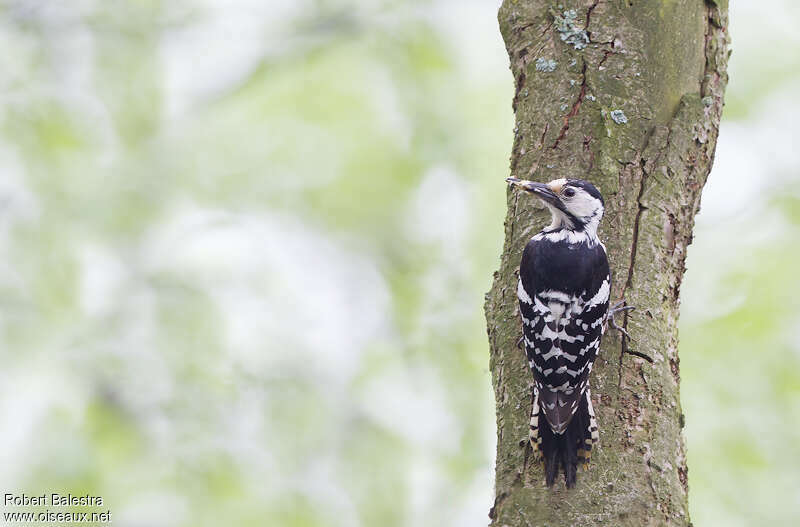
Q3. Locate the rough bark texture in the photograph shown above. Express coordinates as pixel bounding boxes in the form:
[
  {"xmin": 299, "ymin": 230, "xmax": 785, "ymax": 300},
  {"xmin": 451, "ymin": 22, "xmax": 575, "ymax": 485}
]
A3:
[{"xmin": 485, "ymin": 1, "xmax": 729, "ymax": 525}]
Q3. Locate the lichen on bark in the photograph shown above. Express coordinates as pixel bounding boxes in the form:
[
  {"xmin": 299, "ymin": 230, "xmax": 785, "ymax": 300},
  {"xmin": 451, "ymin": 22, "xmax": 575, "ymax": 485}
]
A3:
[{"xmin": 485, "ymin": 1, "xmax": 729, "ymax": 525}]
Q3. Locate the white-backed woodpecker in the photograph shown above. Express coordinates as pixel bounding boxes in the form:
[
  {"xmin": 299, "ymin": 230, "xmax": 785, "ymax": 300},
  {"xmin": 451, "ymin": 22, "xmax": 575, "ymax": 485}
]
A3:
[{"xmin": 507, "ymin": 176, "xmax": 629, "ymax": 488}]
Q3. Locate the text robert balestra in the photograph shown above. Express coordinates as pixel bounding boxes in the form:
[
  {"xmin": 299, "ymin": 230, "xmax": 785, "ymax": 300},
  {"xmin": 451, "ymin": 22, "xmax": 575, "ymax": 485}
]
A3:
[{"xmin": 4, "ymin": 493, "xmax": 104, "ymax": 507}]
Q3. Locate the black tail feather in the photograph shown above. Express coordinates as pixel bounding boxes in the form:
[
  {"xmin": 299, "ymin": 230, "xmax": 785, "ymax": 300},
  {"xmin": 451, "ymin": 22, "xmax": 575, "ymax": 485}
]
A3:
[{"xmin": 538, "ymin": 390, "xmax": 595, "ymax": 488}]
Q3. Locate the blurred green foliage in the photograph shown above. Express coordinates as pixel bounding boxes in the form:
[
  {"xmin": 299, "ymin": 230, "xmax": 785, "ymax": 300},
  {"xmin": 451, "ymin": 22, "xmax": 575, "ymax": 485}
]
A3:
[
  {"xmin": 0, "ymin": 1, "xmax": 798, "ymax": 527},
  {"xmin": 682, "ymin": 204, "xmax": 800, "ymax": 527}
]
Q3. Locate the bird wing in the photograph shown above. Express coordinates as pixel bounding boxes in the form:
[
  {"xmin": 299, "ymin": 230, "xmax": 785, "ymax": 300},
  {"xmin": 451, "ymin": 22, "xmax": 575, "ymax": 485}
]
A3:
[{"xmin": 518, "ymin": 238, "xmax": 610, "ymax": 433}]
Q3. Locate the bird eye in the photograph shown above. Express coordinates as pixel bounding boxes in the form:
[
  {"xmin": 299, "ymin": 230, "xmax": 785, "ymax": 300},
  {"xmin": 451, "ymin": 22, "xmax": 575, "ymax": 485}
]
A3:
[{"xmin": 563, "ymin": 188, "xmax": 576, "ymax": 198}]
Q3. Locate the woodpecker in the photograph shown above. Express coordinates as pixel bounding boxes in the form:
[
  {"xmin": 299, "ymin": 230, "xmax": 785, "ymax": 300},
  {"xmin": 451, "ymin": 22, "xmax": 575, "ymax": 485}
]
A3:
[{"xmin": 507, "ymin": 176, "xmax": 630, "ymax": 488}]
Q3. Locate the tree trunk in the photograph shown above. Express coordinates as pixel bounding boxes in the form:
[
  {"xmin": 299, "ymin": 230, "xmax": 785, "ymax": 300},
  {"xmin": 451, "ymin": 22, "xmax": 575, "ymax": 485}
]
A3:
[{"xmin": 485, "ymin": 1, "xmax": 729, "ymax": 525}]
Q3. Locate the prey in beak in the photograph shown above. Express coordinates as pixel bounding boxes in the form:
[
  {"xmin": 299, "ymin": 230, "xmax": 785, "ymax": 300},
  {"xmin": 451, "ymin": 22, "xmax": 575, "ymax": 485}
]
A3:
[{"xmin": 506, "ymin": 177, "xmax": 563, "ymax": 208}]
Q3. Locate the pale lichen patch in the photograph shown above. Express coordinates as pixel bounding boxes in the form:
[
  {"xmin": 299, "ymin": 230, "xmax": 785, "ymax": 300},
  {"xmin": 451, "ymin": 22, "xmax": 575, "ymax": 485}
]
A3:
[
  {"xmin": 610, "ymin": 109, "xmax": 628, "ymax": 124},
  {"xmin": 535, "ymin": 57, "xmax": 558, "ymax": 72},
  {"xmin": 554, "ymin": 9, "xmax": 590, "ymax": 50}
]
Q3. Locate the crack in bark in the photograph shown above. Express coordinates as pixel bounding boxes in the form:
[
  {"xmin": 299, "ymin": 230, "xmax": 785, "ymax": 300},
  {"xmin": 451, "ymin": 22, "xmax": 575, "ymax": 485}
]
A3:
[
  {"xmin": 540, "ymin": 20, "xmax": 554, "ymax": 38},
  {"xmin": 623, "ymin": 174, "xmax": 647, "ymax": 294},
  {"xmin": 583, "ymin": 134, "xmax": 595, "ymax": 171},
  {"xmin": 625, "ymin": 349, "xmax": 654, "ymax": 362},
  {"xmin": 551, "ymin": 60, "xmax": 587, "ymax": 149},
  {"xmin": 616, "ymin": 117, "xmax": 676, "ymax": 389},
  {"xmin": 539, "ymin": 122, "xmax": 549, "ymax": 147},
  {"xmin": 598, "ymin": 49, "xmax": 616, "ymax": 69},
  {"xmin": 585, "ymin": 0, "xmax": 600, "ymax": 36},
  {"xmin": 616, "ymin": 172, "xmax": 646, "ymax": 391}
]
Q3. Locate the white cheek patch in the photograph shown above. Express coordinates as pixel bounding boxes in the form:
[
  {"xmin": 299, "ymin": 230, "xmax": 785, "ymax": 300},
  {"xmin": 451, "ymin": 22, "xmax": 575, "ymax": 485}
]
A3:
[{"xmin": 566, "ymin": 192, "xmax": 602, "ymax": 219}]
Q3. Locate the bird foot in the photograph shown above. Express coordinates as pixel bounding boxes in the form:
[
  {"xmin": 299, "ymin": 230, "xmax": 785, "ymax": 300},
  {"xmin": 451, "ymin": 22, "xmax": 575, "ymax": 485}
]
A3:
[{"xmin": 606, "ymin": 301, "xmax": 635, "ymax": 341}]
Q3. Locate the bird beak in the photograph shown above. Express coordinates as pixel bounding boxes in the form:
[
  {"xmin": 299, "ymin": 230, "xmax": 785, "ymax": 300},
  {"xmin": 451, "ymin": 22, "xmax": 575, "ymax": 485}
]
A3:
[{"xmin": 506, "ymin": 178, "xmax": 560, "ymax": 206}]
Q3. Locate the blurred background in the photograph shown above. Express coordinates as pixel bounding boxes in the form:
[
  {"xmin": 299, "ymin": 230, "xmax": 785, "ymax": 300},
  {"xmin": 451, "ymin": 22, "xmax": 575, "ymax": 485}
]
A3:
[{"xmin": 0, "ymin": 1, "xmax": 797, "ymax": 526}]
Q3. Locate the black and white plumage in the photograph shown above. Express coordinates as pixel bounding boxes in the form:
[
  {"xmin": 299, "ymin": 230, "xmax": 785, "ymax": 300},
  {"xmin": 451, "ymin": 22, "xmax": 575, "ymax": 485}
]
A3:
[{"xmin": 508, "ymin": 177, "xmax": 610, "ymax": 488}]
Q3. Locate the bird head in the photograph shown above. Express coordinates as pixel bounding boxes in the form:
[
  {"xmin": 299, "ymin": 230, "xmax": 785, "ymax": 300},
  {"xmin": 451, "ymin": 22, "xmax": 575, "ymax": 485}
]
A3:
[{"xmin": 506, "ymin": 177, "xmax": 605, "ymax": 234}]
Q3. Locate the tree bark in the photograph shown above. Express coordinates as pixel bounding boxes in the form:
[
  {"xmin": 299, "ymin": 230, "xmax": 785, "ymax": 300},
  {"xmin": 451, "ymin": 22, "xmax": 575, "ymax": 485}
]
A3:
[{"xmin": 485, "ymin": 1, "xmax": 729, "ymax": 525}]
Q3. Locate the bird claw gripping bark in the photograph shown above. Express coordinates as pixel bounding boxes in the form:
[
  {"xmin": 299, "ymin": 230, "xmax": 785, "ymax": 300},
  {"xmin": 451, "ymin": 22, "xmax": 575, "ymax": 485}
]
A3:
[{"xmin": 605, "ymin": 300, "xmax": 635, "ymax": 341}]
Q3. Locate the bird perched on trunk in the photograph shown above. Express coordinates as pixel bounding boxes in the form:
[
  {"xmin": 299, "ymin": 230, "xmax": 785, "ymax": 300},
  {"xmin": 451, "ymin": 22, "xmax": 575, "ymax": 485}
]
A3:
[{"xmin": 506, "ymin": 177, "xmax": 631, "ymax": 488}]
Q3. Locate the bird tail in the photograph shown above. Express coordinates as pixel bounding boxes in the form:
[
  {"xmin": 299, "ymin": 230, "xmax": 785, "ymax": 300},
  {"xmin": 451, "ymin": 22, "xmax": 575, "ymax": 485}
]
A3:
[{"xmin": 532, "ymin": 388, "xmax": 598, "ymax": 488}]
